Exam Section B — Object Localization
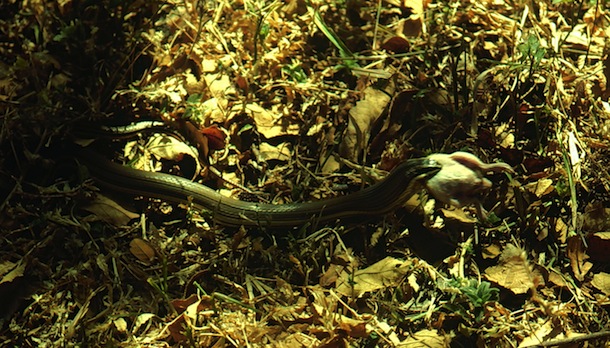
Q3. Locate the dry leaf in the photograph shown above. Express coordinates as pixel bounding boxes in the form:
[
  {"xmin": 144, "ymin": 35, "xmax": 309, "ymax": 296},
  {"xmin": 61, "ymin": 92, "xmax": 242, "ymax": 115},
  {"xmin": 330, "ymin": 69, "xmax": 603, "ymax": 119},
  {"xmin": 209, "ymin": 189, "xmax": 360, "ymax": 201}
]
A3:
[
  {"xmin": 319, "ymin": 264, "xmax": 344, "ymax": 287},
  {"xmin": 200, "ymin": 125, "xmax": 226, "ymax": 150},
  {"xmin": 518, "ymin": 322, "xmax": 585, "ymax": 348},
  {"xmin": 403, "ymin": 0, "xmax": 424, "ymax": 15},
  {"xmin": 567, "ymin": 130, "xmax": 583, "ymax": 180},
  {"xmin": 132, "ymin": 313, "xmax": 156, "ymax": 335},
  {"xmin": 524, "ymin": 178, "xmax": 554, "ymax": 197},
  {"xmin": 517, "ymin": 321, "xmax": 554, "ymax": 348},
  {"xmin": 336, "ymin": 256, "xmax": 413, "ymax": 297},
  {"xmin": 306, "ymin": 120, "xmax": 330, "ymax": 137},
  {"xmin": 320, "ymin": 155, "xmax": 340, "ymax": 174},
  {"xmin": 268, "ymin": 296, "xmax": 310, "ymax": 322},
  {"xmin": 582, "ymin": 202, "xmax": 610, "ymax": 232},
  {"xmin": 340, "ymin": 86, "xmax": 393, "ymax": 160},
  {"xmin": 0, "ymin": 260, "xmax": 25, "ymax": 285},
  {"xmin": 389, "ymin": 0, "xmax": 425, "ymax": 37},
  {"xmin": 247, "ymin": 103, "xmax": 299, "ymax": 138},
  {"xmin": 381, "ymin": 36, "xmax": 410, "ymax": 53},
  {"xmin": 0, "ymin": 261, "xmax": 17, "ymax": 278},
  {"xmin": 83, "ymin": 194, "xmax": 139, "ymax": 226},
  {"xmin": 129, "ymin": 238, "xmax": 156, "ymax": 264},
  {"xmin": 145, "ymin": 133, "xmax": 199, "ymax": 166},
  {"xmin": 591, "ymin": 272, "xmax": 610, "ymax": 296},
  {"xmin": 566, "ymin": 236, "xmax": 593, "ymax": 281},
  {"xmin": 191, "ymin": 97, "xmax": 228, "ymax": 124},
  {"xmin": 257, "ymin": 142, "xmax": 292, "ymax": 162},
  {"xmin": 123, "ymin": 133, "xmax": 201, "ymax": 176},
  {"xmin": 399, "ymin": 329, "xmax": 451, "ymax": 348},
  {"xmin": 554, "ymin": 217, "xmax": 568, "ymax": 244},
  {"xmin": 337, "ymin": 315, "xmax": 368, "ymax": 338},
  {"xmin": 310, "ymin": 286, "xmax": 338, "ymax": 322},
  {"xmin": 308, "ymin": 286, "xmax": 371, "ymax": 338},
  {"xmin": 547, "ymin": 270, "xmax": 568, "ymax": 288},
  {"xmin": 481, "ymin": 244, "xmax": 502, "ymax": 259},
  {"xmin": 203, "ymin": 72, "xmax": 235, "ymax": 99},
  {"xmin": 440, "ymin": 208, "xmax": 477, "ymax": 236},
  {"xmin": 399, "ymin": 16, "xmax": 423, "ymax": 37},
  {"xmin": 484, "ymin": 244, "xmax": 544, "ymax": 294}
]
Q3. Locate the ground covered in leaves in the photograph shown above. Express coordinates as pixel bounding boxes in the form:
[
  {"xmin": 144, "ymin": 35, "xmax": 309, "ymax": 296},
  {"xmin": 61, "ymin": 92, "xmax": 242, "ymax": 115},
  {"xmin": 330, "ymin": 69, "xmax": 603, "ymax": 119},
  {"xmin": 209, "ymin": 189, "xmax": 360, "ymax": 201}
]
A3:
[{"xmin": 2, "ymin": 0, "xmax": 610, "ymax": 346}]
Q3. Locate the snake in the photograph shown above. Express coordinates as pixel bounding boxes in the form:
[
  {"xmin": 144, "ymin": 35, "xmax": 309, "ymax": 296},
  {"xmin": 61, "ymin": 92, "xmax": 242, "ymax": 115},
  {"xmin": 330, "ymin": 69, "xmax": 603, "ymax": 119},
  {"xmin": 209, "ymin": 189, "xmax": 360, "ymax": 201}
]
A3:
[{"xmin": 75, "ymin": 124, "xmax": 442, "ymax": 227}]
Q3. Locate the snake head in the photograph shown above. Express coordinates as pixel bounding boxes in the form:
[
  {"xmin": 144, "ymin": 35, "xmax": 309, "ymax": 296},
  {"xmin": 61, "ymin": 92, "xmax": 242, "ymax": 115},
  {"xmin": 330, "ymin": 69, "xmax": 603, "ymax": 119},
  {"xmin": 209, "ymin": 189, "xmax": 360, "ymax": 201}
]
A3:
[{"xmin": 401, "ymin": 157, "xmax": 443, "ymax": 182}]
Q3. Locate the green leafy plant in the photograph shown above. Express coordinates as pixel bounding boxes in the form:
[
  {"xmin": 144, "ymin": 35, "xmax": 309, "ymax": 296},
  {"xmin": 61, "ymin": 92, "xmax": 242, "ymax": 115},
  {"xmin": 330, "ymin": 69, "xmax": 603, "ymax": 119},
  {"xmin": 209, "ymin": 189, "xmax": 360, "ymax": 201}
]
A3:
[
  {"xmin": 443, "ymin": 278, "xmax": 500, "ymax": 324},
  {"xmin": 461, "ymin": 280, "xmax": 499, "ymax": 309},
  {"xmin": 282, "ymin": 61, "xmax": 308, "ymax": 83},
  {"xmin": 517, "ymin": 34, "xmax": 547, "ymax": 77}
]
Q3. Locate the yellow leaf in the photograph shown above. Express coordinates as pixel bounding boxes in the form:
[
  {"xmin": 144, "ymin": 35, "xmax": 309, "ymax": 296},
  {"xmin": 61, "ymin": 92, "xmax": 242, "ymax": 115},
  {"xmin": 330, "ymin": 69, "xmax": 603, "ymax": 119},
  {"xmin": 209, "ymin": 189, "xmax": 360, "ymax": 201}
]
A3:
[{"xmin": 336, "ymin": 256, "xmax": 413, "ymax": 297}]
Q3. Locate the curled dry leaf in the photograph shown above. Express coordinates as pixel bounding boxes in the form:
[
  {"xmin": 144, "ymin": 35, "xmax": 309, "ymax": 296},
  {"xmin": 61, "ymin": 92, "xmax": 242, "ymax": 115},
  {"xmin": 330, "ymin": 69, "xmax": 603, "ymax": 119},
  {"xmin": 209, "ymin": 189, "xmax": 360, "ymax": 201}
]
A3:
[
  {"xmin": 566, "ymin": 236, "xmax": 593, "ymax": 281},
  {"xmin": 340, "ymin": 86, "xmax": 393, "ymax": 160},
  {"xmin": 200, "ymin": 125, "xmax": 226, "ymax": 150},
  {"xmin": 132, "ymin": 313, "xmax": 156, "ymax": 335},
  {"xmin": 554, "ymin": 217, "xmax": 568, "ymax": 244}
]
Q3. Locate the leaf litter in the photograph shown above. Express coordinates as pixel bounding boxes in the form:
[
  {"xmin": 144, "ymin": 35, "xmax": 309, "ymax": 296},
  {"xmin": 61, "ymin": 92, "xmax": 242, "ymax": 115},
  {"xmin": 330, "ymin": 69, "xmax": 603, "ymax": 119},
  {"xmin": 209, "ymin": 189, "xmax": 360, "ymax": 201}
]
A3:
[{"xmin": 2, "ymin": 0, "xmax": 610, "ymax": 346}]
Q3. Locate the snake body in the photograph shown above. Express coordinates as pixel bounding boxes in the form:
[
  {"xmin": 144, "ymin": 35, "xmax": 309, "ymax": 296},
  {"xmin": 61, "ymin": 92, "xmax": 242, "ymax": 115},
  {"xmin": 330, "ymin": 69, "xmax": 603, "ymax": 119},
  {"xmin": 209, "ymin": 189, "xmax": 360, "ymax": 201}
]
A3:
[{"xmin": 77, "ymin": 149, "xmax": 441, "ymax": 227}]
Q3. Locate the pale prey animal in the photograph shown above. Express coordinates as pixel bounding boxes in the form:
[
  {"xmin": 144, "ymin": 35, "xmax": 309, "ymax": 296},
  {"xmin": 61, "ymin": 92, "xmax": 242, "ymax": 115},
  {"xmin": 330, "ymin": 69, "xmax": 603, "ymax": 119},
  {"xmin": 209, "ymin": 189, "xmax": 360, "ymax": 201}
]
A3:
[{"xmin": 425, "ymin": 152, "xmax": 514, "ymax": 219}]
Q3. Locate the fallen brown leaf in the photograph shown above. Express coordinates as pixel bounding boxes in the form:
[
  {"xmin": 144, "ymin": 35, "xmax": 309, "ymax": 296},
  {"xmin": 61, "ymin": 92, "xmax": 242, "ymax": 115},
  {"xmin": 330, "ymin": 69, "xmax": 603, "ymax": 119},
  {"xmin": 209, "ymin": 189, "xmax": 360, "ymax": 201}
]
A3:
[
  {"xmin": 566, "ymin": 236, "xmax": 593, "ymax": 282},
  {"xmin": 590, "ymin": 272, "xmax": 610, "ymax": 297},
  {"xmin": 340, "ymin": 86, "xmax": 393, "ymax": 160},
  {"xmin": 484, "ymin": 244, "xmax": 544, "ymax": 295},
  {"xmin": 129, "ymin": 238, "xmax": 156, "ymax": 264},
  {"xmin": 83, "ymin": 194, "xmax": 139, "ymax": 226}
]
